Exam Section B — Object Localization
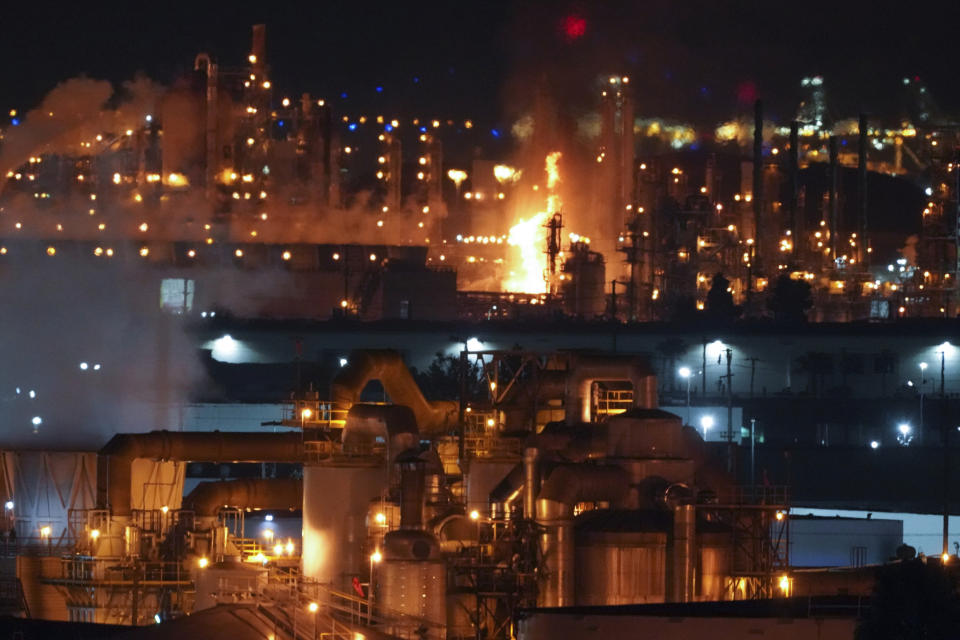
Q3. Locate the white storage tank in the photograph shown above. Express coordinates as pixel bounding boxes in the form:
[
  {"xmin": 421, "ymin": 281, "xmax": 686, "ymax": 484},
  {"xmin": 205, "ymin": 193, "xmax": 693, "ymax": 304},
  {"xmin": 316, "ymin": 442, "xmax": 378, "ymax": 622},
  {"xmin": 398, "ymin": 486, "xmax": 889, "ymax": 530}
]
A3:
[{"xmin": 377, "ymin": 529, "xmax": 446, "ymax": 638}]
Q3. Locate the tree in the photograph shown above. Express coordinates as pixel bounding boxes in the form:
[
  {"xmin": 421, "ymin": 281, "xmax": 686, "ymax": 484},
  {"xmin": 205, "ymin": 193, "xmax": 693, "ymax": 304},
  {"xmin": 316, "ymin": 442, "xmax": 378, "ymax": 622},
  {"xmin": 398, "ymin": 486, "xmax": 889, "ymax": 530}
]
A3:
[
  {"xmin": 856, "ymin": 559, "xmax": 960, "ymax": 640},
  {"xmin": 411, "ymin": 352, "xmax": 485, "ymax": 402},
  {"xmin": 768, "ymin": 274, "xmax": 813, "ymax": 323},
  {"xmin": 706, "ymin": 272, "xmax": 736, "ymax": 323}
]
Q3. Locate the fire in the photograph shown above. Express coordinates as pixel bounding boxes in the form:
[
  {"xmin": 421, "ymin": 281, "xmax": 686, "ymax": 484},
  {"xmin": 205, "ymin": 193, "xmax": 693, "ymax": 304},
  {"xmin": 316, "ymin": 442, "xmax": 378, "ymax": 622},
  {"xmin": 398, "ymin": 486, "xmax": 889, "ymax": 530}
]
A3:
[{"xmin": 505, "ymin": 152, "xmax": 562, "ymax": 294}]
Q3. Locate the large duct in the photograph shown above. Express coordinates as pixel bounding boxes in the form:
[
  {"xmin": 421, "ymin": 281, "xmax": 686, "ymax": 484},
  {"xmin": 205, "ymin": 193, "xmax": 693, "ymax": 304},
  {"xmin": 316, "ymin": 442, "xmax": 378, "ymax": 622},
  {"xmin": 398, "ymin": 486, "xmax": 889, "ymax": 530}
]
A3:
[
  {"xmin": 331, "ymin": 350, "xmax": 457, "ymax": 434},
  {"xmin": 536, "ymin": 465, "xmax": 630, "ymax": 607},
  {"xmin": 98, "ymin": 431, "xmax": 303, "ymax": 516},
  {"xmin": 563, "ymin": 354, "xmax": 657, "ymax": 424},
  {"xmin": 341, "ymin": 403, "xmax": 418, "ymax": 459},
  {"xmin": 183, "ymin": 478, "xmax": 302, "ymax": 517}
]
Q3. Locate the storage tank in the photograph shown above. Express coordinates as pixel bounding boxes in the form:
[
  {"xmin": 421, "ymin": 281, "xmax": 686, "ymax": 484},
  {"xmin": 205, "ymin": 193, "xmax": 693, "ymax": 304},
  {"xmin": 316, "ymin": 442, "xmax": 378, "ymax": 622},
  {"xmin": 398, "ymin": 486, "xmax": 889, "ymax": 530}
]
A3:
[
  {"xmin": 560, "ymin": 245, "xmax": 606, "ymax": 317},
  {"xmin": 377, "ymin": 529, "xmax": 446, "ymax": 638},
  {"xmin": 574, "ymin": 511, "xmax": 669, "ymax": 605},
  {"xmin": 302, "ymin": 463, "xmax": 388, "ymax": 588},
  {"xmin": 698, "ymin": 531, "xmax": 732, "ymax": 601}
]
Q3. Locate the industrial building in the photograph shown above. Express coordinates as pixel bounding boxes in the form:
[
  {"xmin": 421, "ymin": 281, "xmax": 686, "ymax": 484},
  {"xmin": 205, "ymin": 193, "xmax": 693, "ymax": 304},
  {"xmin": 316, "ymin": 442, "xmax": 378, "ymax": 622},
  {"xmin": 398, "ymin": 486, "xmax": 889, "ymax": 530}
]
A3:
[{"xmin": 0, "ymin": 26, "xmax": 958, "ymax": 324}]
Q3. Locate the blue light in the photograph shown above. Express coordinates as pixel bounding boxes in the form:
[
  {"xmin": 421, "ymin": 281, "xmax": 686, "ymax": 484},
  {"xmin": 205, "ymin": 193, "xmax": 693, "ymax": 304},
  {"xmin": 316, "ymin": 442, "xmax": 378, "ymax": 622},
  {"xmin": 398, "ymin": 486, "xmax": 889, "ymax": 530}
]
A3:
[
  {"xmin": 419, "ymin": 126, "xmax": 427, "ymax": 133},
  {"xmin": 413, "ymin": 77, "xmax": 420, "ymax": 83},
  {"xmin": 340, "ymin": 92, "xmax": 348, "ymax": 99},
  {"xmin": 277, "ymin": 120, "xmax": 285, "ymax": 127},
  {"xmin": 491, "ymin": 129, "xmax": 501, "ymax": 138},
  {"xmin": 11, "ymin": 118, "xmax": 19, "ymax": 126},
  {"xmin": 375, "ymin": 86, "xmax": 383, "ymax": 93},
  {"xmin": 348, "ymin": 123, "xmax": 358, "ymax": 131},
  {"xmin": 385, "ymin": 124, "xmax": 394, "ymax": 132}
]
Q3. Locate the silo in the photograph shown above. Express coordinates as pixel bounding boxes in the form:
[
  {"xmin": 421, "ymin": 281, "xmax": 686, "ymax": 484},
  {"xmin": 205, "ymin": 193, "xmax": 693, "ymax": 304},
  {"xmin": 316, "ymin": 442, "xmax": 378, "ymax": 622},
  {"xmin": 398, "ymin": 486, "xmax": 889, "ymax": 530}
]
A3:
[
  {"xmin": 574, "ymin": 510, "xmax": 669, "ymax": 605},
  {"xmin": 561, "ymin": 247, "xmax": 606, "ymax": 317},
  {"xmin": 377, "ymin": 529, "xmax": 447, "ymax": 637}
]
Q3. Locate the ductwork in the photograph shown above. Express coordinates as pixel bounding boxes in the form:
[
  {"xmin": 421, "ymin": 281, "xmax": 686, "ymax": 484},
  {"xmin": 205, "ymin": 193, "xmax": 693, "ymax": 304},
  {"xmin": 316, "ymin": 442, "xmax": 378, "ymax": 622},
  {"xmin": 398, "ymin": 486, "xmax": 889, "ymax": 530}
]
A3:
[
  {"xmin": 183, "ymin": 478, "xmax": 303, "ymax": 517},
  {"xmin": 563, "ymin": 355, "xmax": 657, "ymax": 424},
  {"xmin": 98, "ymin": 431, "xmax": 304, "ymax": 516},
  {"xmin": 342, "ymin": 403, "xmax": 418, "ymax": 459},
  {"xmin": 331, "ymin": 350, "xmax": 457, "ymax": 434},
  {"xmin": 536, "ymin": 465, "xmax": 630, "ymax": 607}
]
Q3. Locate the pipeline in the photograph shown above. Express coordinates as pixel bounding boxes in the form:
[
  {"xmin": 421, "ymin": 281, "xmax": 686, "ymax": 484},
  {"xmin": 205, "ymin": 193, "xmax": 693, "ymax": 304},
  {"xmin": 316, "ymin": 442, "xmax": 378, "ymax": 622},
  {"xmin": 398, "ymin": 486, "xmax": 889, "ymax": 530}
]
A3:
[
  {"xmin": 98, "ymin": 431, "xmax": 303, "ymax": 516},
  {"xmin": 563, "ymin": 354, "xmax": 657, "ymax": 424},
  {"xmin": 331, "ymin": 350, "xmax": 457, "ymax": 434},
  {"xmin": 183, "ymin": 478, "xmax": 302, "ymax": 516}
]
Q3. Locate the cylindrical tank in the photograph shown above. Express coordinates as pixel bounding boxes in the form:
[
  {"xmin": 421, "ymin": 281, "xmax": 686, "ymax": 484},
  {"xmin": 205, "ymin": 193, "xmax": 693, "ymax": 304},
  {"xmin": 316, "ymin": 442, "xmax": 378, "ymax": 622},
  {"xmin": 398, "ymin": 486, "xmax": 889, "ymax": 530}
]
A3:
[
  {"xmin": 560, "ymin": 247, "xmax": 606, "ymax": 317},
  {"xmin": 698, "ymin": 532, "xmax": 732, "ymax": 602},
  {"xmin": 302, "ymin": 463, "xmax": 388, "ymax": 588},
  {"xmin": 377, "ymin": 529, "xmax": 446, "ymax": 638},
  {"xmin": 575, "ymin": 529, "xmax": 667, "ymax": 605}
]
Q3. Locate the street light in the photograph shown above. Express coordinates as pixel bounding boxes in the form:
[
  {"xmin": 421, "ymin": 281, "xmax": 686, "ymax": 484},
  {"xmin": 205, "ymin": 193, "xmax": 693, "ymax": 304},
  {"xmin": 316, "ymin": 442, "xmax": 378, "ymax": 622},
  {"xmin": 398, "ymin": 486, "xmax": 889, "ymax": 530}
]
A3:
[
  {"xmin": 700, "ymin": 415, "xmax": 714, "ymax": 437},
  {"xmin": 678, "ymin": 367, "xmax": 692, "ymax": 423},
  {"xmin": 897, "ymin": 423, "xmax": 913, "ymax": 446}
]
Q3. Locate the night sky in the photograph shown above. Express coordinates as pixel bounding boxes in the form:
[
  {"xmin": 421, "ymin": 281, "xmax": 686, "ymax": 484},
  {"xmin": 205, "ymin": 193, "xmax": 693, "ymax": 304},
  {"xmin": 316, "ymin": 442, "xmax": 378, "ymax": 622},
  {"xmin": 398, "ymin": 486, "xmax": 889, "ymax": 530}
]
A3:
[{"xmin": 3, "ymin": 1, "xmax": 960, "ymax": 128}]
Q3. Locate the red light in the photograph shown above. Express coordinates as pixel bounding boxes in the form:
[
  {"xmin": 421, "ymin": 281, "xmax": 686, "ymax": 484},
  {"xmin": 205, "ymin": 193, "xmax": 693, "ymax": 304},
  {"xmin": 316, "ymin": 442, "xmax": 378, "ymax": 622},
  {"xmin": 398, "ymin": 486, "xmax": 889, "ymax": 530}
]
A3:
[{"xmin": 560, "ymin": 14, "xmax": 587, "ymax": 42}]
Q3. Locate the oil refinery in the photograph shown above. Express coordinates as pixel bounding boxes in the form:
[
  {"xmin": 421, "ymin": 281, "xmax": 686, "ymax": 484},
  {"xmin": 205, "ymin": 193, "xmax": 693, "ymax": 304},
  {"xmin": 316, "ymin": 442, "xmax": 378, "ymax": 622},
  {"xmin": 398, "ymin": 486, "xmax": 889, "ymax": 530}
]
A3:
[{"xmin": 2, "ymin": 17, "xmax": 960, "ymax": 640}]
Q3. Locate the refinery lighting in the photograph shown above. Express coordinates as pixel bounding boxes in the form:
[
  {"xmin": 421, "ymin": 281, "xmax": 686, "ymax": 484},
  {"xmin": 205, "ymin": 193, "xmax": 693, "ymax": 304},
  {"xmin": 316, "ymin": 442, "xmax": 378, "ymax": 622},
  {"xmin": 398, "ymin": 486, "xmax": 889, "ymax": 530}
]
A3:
[
  {"xmin": 678, "ymin": 367, "xmax": 691, "ymax": 378},
  {"xmin": 700, "ymin": 415, "xmax": 714, "ymax": 432}
]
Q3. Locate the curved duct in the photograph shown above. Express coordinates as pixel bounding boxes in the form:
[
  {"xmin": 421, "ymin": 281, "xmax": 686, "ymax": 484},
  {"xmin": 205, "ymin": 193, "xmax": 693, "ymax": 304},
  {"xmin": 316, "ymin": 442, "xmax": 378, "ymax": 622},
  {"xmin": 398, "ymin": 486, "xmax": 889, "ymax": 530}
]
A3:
[
  {"xmin": 342, "ymin": 403, "xmax": 418, "ymax": 459},
  {"xmin": 183, "ymin": 478, "xmax": 303, "ymax": 516},
  {"xmin": 98, "ymin": 431, "xmax": 304, "ymax": 516},
  {"xmin": 564, "ymin": 355, "xmax": 657, "ymax": 424},
  {"xmin": 332, "ymin": 350, "xmax": 457, "ymax": 435},
  {"xmin": 536, "ymin": 465, "xmax": 630, "ymax": 607}
]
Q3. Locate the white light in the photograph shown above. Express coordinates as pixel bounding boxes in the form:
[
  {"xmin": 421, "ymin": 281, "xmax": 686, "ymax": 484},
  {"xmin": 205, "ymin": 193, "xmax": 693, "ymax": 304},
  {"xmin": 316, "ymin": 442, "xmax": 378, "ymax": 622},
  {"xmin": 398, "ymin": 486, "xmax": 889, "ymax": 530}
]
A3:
[
  {"xmin": 706, "ymin": 340, "xmax": 726, "ymax": 358},
  {"xmin": 898, "ymin": 423, "xmax": 912, "ymax": 436},
  {"xmin": 211, "ymin": 334, "xmax": 238, "ymax": 361},
  {"xmin": 700, "ymin": 415, "xmax": 714, "ymax": 430},
  {"xmin": 920, "ymin": 362, "xmax": 928, "ymax": 371},
  {"xmin": 466, "ymin": 337, "xmax": 484, "ymax": 352},
  {"xmin": 93, "ymin": 364, "xmax": 101, "ymax": 371},
  {"xmin": 154, "ymin": 614, "xmax": 161, "ymax": 624},
  {"xmin": 939, "ymin": 342, "xmax": 955, "ymax": 356},
  {"xmin": 31, "ymin": 416, "xmax": 41, "ymax": 426},
  {"xmin": 870, "ymin": 441, "xmax": 879, "ymax": 449},
  {"xmin": 678, "ymin": 367, "xmax": 691, "ymax": 378},
  {"xmin": 265, "ymin": 514, "xmax": 274, "ymax": 522},
  {"xmin": 339, "ymin": 357, "xmax": 348, "ymax": 367},
  {"xmin": 4, "ymin": 501, "xmax": 12, "ymax": 510},
  {"xmin": 28, "ymin": 390, "xmax": 35, "ymax": 399},
  {"xmin": 79, "ymin": 362, "xmax": 88, "ymax": 370},
  {"xmin": 925, "ymin": 187, "xmax": 933, "ymax": 196}
]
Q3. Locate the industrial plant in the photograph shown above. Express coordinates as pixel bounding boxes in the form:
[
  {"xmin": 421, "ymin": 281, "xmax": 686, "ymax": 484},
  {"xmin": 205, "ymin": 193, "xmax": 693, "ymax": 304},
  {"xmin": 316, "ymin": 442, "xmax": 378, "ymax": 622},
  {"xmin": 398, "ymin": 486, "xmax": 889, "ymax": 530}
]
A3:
[{"xmin": 1, "ymin": 17, "xmax": 959, "ymax": 640}]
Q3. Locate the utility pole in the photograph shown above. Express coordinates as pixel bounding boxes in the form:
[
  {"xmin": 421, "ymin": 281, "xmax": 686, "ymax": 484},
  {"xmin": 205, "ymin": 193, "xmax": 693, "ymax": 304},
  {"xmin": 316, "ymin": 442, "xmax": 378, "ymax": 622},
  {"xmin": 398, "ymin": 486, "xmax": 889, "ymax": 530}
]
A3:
[
  {"xmin": 747, "ymin": 357, "xmax": 759, "ymax": 397},
  {"xmin": 701, "ymin": 338, "xmax": 707, "ymax": 397},
  {"xmin": 725, "ymin": 348, "xmax": 735, "ymax": 473},
  {"xmin": 943, "ymin": 349, "xmax": 949, "ymax": 559}
]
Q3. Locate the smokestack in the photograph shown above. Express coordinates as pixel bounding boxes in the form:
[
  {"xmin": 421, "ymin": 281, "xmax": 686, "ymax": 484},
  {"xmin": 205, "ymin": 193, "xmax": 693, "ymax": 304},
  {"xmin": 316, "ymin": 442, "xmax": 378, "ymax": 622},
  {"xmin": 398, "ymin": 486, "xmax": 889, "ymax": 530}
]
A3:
[
  {"xmin": 251, "ymin": 24, "xmax": 266, "ymax": 74},
  {"xmin": 858, "ymin": 113, "xmax": 869, "ymax": 266},
  {"xmin": 789, "ymin": 121, "xmax": 800, "ymax": 257},
  {"xmin": 753, "ymin": 100, "xmax": 764, "ymax": 265},
  {"xmin": 193, "ymin": 54, "xmax": 218, "ymax": 202},
  {"xmin": 829, "ymin": 135, "xmax": 839, "ymax": 264}
]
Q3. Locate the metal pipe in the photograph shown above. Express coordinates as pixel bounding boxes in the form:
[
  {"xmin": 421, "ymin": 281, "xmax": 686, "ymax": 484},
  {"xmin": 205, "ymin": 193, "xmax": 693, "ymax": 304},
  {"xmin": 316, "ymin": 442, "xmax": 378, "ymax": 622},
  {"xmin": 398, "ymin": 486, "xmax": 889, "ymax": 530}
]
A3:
[
  {"xmin": 341, "ymin": 403, "xmax": 418, "ymax": 459},
  {"xmin": 331, "ymin": 350, "xmax": 457, "ymax": 434},
  {"xmin": 523, "ymin": 447, "xmax": 540, "ymax": 519},
  {"xmin": 671, "ymin": 503, "xmax": 696, "ymax": 603},
  {"xmin": 183, "ymin": 478, "xmax": 302, "ymax": 516},
  {"xmin": 397, "ymin": 452, "xmax": 426, "ymax": 530},
  {"xmin": 99, "ymin": 431, "xmax": 304, "ymax": 516}
]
